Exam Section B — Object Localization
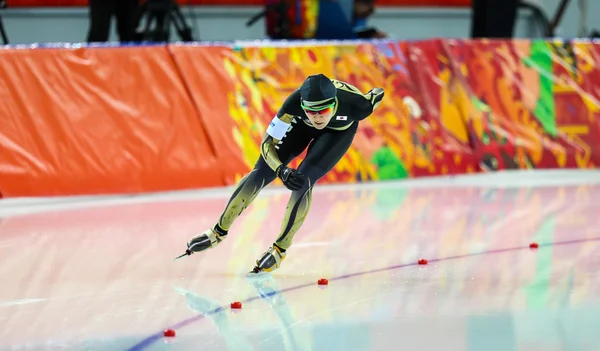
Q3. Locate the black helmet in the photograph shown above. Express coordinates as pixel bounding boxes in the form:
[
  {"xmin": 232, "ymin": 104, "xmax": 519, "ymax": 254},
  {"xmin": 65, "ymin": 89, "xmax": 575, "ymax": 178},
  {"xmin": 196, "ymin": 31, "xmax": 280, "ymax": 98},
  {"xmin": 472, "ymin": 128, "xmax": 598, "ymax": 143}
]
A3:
[{"xmin": 300, "ymin": 74, "xmax": 336, "ymax": 110}]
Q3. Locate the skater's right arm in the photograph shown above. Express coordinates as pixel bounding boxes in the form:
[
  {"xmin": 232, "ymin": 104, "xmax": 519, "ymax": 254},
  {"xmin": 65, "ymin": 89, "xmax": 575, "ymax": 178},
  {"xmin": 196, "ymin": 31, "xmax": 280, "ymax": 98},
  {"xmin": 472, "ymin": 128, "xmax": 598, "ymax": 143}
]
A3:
[
  {"xmin": 261, "ymin": 113, "xmax": 306, "ymax": 191},
  {"xmin": 261, "ymin": 90, "xmax": 302, "ymax": 172},
  {"xmin": 261, "ymin": 112, "xmax": 294, "ymax": 172}
]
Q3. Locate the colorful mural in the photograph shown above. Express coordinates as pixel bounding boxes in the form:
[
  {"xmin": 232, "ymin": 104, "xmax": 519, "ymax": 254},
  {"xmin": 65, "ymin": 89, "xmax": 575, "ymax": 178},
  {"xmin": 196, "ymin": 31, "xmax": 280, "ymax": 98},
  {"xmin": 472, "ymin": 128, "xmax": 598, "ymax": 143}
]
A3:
[
  {"xmin": 216, "ymin": 41, "xmax": 471, "ymax": 184},
  {"xmin": 444, "ymin": 39, "xmax": 600, "ymax": 170},
  {"xmin": 200, "ymin": 39, "xmax": 600, "ymax": 184}
]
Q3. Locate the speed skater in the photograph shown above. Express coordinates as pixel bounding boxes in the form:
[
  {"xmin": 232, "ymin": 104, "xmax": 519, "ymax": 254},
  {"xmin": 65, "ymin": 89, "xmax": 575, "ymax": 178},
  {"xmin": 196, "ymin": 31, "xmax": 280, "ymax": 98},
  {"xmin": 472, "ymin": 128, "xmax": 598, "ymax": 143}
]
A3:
[{"xmin": 176, "ymin": 73, "xmax": 385, "ymax": 275}]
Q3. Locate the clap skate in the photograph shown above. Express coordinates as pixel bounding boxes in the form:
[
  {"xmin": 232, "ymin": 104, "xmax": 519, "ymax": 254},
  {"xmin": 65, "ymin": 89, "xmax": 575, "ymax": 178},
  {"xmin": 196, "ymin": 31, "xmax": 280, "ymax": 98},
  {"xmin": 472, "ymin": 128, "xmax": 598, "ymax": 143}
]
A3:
[
  {"xmin": 246, "ymin": 245, "xmax": 286, "ymax": 276},
  {"xmin": 173, "ymin": 227, "xmax": 226, "ymax": 261}
]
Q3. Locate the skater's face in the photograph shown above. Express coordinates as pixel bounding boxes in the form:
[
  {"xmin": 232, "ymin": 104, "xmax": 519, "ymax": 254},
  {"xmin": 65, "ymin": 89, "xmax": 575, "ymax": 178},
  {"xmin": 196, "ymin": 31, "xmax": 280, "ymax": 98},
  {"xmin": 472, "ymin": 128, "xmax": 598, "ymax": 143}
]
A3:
[{"xmin": 302, "ymin": 102, "xmax": 335, "ymax": 130}]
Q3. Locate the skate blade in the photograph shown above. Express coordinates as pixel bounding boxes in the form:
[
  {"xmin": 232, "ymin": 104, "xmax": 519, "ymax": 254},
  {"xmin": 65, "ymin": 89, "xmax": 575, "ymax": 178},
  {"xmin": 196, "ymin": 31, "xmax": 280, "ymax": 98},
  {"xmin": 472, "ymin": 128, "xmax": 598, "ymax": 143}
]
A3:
[
  {"xmin": 245, "ymin": 267, "xmax": 270, "ymax": 278},
  {"xmin": 173, "ymin": 250, "xmax": 192, "ymax": 262}
]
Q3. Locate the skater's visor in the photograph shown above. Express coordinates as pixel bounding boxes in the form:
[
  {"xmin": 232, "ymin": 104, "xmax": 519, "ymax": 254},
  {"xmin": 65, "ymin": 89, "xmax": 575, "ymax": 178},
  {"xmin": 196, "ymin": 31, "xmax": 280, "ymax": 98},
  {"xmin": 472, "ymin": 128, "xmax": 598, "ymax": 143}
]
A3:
[{"xmin": 301, "ymin": 101, "xmax": 335, "ymax": 116}]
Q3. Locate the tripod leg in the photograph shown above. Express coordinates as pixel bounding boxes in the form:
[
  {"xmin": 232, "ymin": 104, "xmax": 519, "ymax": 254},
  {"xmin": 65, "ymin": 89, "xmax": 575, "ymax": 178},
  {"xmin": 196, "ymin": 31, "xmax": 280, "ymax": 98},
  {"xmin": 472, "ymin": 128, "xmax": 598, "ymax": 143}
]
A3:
[
  {"xmin": 134, "ymin": 2, "xmax": 157, "ymax": 42},
  {"xmin": 0, "ymin": 15, "xmax": 9, "ymax": 45},
  {"xmin": 143, "ymin": 12, "xmax": 156, "ymax": 41},
  {"xmin": 170, "ymin": 4, "xmax": 194, "ymax": 41},
  {"xmin": 547, "ymin": 0, "xmax": 572, "ymax": 36},
  {"xmin": 155, "ymin": 12, "xmax": 169, "ymax": 41}
]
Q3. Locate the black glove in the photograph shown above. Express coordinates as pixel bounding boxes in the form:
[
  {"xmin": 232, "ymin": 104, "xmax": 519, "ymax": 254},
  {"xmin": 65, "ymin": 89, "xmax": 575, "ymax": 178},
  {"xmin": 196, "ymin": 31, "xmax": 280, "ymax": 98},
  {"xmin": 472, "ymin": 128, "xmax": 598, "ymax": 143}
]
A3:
[
  {"xmin": 276, "ymin": 165, "xmax": 306, "ymax": 191},
  {"xmin": 367, "ymin": 87, "xmax": 385, "ymax": 110}
]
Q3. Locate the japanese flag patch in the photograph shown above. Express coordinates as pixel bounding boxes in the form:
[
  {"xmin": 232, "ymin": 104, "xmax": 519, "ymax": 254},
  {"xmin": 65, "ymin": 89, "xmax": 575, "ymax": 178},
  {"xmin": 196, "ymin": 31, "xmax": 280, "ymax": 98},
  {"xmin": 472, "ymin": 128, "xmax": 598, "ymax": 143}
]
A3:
[{"xmin": 336, "ymin": 115, "xmax": 348, "ymax": 121}]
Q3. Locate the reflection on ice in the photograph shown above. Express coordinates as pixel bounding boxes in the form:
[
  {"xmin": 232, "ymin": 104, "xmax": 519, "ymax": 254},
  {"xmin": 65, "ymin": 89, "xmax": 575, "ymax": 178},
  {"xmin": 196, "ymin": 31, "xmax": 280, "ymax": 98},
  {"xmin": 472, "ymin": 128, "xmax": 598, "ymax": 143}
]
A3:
[{"xmin": 1, "ymin": 172, "xmax": 600, "ymax": 350}]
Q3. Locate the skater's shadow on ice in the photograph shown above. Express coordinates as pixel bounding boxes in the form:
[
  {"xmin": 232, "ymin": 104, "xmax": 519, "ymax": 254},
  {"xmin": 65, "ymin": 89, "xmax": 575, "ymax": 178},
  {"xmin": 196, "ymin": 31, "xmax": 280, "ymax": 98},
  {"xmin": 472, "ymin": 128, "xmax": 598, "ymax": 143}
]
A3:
[
  {"xmin": 174, "ymin": 286, "xmax": 254, "ymax": 350},
  {"xmin": 174, "ymin": 275, "xmax": 304, "ymax": 350}
]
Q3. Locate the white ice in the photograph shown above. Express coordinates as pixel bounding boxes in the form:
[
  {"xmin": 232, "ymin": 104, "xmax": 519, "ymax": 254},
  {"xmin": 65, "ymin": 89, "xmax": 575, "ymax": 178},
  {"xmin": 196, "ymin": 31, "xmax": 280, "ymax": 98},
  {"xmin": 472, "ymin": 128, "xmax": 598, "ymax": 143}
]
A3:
[{"xmin": 1, "ymin": 169, "xmax": 600, "ymax": 351}]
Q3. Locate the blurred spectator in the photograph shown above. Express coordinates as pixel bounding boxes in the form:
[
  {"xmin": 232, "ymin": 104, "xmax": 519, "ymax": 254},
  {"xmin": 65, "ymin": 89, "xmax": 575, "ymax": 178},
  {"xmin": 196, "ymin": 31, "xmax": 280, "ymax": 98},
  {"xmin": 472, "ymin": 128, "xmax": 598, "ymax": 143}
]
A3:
[
  {"xmin": 87, "ymin": 0, "xmax": 139, "ymax": 43},
  {"xmin": 353, "ymin": 0, "xmax": 387, "ymax": 39},
  {"xmin": 259, "ymin": 0, "xmax": 386, "ymax": 40},
  {"xmin": 470, "ymin": 0, "xmax": 519, "ymax": 38},
  {"xmin": 315, "ymin": 0, "xmax": 387, "ymax": 40}
]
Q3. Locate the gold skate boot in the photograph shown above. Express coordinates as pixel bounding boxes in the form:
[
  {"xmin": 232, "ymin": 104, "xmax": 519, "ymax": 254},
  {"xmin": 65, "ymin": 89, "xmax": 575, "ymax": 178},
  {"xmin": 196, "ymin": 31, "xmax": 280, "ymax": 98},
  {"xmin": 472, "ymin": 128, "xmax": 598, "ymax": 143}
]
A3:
[
  {"xmin": 247, "ymin": 245, "xmax": 286, "ymax": 276},
  {"xmin": 174, "ymin": 227, "xmax": 227, "ymax": 261}
]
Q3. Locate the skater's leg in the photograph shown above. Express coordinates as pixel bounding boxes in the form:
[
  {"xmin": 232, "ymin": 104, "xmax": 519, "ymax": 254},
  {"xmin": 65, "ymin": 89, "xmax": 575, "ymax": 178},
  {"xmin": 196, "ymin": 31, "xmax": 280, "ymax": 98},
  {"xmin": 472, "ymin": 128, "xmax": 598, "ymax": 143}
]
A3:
[
  {"xmin": 275, "ymin": 124, "xmax": 358, "ymax": 250},
  {"xmin": 185, "ymin": 158, "xmax": 276, "ymax": 254},
  {"xmin": 182, "ymin": 118, "xmax": 313, "ymax": 258},
  {"xmin": 252, "ymin": 123, "xmax": 358, "ymax": 273},
  {"xmin": 216, "ymin": 120, "xmax": 314, "ymax": 234},
  {"xmin": 215, "ymin": 157, "xmax": 277, "ymax": 234}
]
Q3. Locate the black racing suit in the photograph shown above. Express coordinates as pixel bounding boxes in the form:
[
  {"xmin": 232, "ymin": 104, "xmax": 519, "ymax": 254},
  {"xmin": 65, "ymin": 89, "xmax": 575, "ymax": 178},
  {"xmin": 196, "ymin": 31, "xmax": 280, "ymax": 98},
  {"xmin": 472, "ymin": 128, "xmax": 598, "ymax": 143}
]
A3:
[{"xmin": 214, "ymin": 79, "xmax": 384, "ymax": 250}]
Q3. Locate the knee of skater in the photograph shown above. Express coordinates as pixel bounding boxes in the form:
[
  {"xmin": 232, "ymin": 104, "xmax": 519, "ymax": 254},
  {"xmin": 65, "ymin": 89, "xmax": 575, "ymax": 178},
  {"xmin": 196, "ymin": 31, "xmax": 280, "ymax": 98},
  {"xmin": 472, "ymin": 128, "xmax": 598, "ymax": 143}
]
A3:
[
  {"xmin": 293, "ymin": 176, "xmax": 316, "ymax": 194},
  {"xmin": 299, "ymin": 168, "xmax": 325, "ymax": 188}
]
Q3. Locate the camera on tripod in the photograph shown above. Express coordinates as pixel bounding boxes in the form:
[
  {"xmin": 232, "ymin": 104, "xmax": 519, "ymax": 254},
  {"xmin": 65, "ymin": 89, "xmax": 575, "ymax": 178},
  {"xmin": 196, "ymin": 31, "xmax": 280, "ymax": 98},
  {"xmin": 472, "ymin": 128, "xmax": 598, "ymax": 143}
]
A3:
[{"xmin": 134, "ymin": 0, "xmax": 194, "ymax": 42}]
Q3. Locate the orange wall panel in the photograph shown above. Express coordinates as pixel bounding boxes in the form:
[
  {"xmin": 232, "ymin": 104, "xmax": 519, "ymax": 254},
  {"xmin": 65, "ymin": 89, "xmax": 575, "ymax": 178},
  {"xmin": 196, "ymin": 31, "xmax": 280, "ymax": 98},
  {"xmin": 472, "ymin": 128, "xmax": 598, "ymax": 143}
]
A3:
[
  {"xmin": 168, "ymin": 45, "xmax": 252, "ymax": 185},
  {"xmin": 0, "ymin": 46, "xmax": 224, "ymax": 197}
]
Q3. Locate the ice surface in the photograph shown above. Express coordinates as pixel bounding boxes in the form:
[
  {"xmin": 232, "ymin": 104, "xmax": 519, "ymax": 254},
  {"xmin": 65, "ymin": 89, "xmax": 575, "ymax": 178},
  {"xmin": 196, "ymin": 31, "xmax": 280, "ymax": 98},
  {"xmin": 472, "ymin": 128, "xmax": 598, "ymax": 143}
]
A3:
[{"xmin": 1, "ymin": 170, "xmax": 600, "ymax": 351}]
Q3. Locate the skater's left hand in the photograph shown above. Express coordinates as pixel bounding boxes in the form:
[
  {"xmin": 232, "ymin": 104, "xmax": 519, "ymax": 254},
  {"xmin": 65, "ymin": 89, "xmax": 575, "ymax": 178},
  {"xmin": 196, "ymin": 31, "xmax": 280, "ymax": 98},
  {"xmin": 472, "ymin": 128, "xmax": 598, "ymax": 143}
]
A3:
[{"xmin": 276, "ymin": 165, "xmax": 306, "ymax": 191}]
